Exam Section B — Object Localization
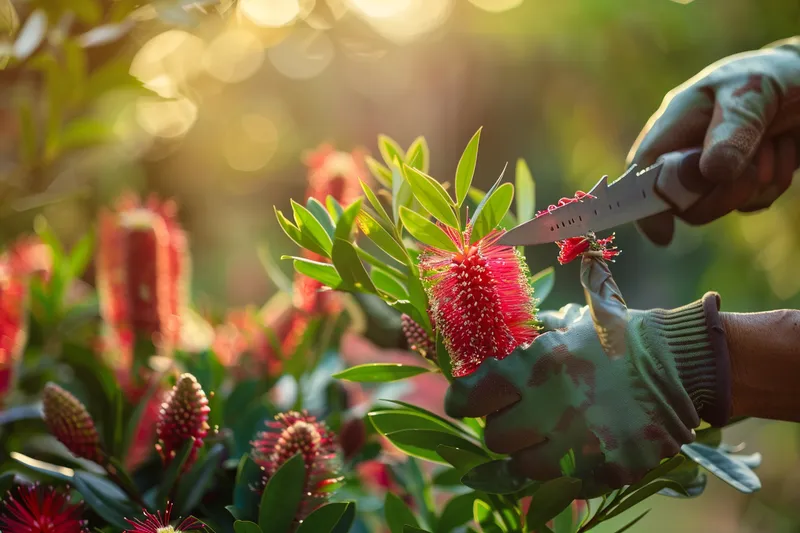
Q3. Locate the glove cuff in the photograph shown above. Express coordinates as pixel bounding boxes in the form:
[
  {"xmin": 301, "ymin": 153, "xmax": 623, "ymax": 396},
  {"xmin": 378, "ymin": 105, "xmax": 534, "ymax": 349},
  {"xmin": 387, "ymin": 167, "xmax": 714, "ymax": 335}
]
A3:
[{"xmin": 648, "ymin": 292, "xmax": 731, "ymax": 427}]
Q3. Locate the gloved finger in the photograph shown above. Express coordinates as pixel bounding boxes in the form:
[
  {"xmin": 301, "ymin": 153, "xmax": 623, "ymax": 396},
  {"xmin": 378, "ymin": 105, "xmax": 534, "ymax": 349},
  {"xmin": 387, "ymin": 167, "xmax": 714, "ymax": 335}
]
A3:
[
  {"xmin": 538, "ymin": 304, "xmax": 586, "ymax": 331},
  {"xmin": 635, "ymin": 212, "xmax": 675, "ymax": 247},
  {"xmin": 737, "ymin": 134, "xmax": 798, "ymax": 212},
  {"xmin": 580, "ymin": 257, "xmax": 628, "ymax": 359},
  {"xmin": 700, "ymin": 78, "xmax": 775, "ymax": 182},
  {"xmin": 627, "ymin": 87, "xmax": 714, "ymax": 168},
  {"xmin": 444, "ymin": 355, "xmax": 521, "ymax": 419},
  {"xmin": 678, "ymin": 163, "xmax": 760, "ymax": 225},
  {"xmin": 483, "ymin": 401, "xmax": 549, "ymax": 454},
  {"xmin": 510, "ymin": 438, "xmax": 564, "ymax": 482}
]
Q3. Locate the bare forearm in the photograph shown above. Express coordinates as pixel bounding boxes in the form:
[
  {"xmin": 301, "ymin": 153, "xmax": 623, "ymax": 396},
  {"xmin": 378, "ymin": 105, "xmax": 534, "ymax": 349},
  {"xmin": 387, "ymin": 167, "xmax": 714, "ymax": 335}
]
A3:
[{"xmin": 722, "ymin": 310, "xmax": 800, "ymax": 422}]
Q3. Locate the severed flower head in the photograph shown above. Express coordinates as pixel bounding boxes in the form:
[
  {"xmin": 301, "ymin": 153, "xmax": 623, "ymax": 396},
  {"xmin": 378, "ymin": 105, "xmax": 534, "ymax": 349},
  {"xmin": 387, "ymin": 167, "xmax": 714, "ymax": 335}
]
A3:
[
  {"xmin": 155, "ymin": 373, "xmax": 211, "ymax": 471},
  {"xmin": 251, "ymin": 410, "xmax": 342, "ymax": 519},
  {"xmin": 536, "ymin": 191, "xmax": 621, "ymax": 265},
  {"xmin": 123, "ymin": 502, "xmax": 204, "ymax": 533},
  {"xmin": 420, "ymin": 225, "xmax": 540, "ymax": 378},
  {"xmin": 0, "ymin": 483, "xmax": 88, "ymax": 533},
  {"xmin": 42, "ymin": 383, "xmax": 104, "ymax": 464}
]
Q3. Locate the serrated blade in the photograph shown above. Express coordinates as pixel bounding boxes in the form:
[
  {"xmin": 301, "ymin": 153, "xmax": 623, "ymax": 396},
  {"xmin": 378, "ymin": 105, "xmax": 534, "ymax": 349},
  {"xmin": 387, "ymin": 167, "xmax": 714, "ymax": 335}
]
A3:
[{"xmin": 498, "ymin": 161, "xmax": 671, "ymax": 246}]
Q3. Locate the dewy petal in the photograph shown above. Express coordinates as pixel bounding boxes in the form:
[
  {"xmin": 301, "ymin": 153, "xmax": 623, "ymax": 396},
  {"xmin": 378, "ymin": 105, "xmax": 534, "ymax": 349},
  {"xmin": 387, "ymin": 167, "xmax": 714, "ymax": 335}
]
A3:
[{"xmin": 420, "ymin": 226, "xmax": 539, "ymax": 377}]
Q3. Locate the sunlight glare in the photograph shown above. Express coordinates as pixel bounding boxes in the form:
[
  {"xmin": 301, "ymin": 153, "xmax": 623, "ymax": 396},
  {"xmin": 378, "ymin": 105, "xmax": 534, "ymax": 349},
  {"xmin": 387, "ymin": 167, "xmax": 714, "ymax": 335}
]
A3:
[
  {"xmin": 130, "ymin": 30, "xmax": 205, "ymax": 98},
  {"xmin": 136, "ymin": 96, "xmax": 198, "ymax": 138},
  {"xmin": 203, "ymin": 29, "xmax": 265, "ymax": 83},
  {"xmin": 467, "ymin": 0, "xmax": 523, "ymax": 12}
]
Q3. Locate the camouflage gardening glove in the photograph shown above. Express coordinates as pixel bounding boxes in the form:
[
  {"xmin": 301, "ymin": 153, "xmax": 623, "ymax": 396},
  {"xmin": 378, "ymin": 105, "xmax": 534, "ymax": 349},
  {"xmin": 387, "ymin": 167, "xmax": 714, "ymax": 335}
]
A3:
[
  {"xmin": 444, "ymin": 259, "xmax": 731, "ymax": 497},
  {"xmin": 628, "ymin": 36, "xmax": 800, "ymax": 245}
]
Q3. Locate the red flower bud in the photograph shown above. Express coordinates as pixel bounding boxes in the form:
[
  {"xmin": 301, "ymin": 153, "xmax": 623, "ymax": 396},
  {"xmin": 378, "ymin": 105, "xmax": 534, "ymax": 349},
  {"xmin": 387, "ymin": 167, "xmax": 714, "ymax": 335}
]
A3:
[
  {"xmin": 401, "ymin": 313, "xmax": 436, "ymax": 361},
  {"xmin": 0, "ymin": 483, "xmax": 88, "ymax": 533},
  {"xmin": 42, "ymin": 383, "xmax": 104, "ymax": 464},
  {"xmin": 251, "ymin": 410, "xmax": 341, "ymax": 519},
  {"xmin": 97, "ymin": 193, "xmax": 189, "ymax": 357},
  {"xmin": 420, "ymin": 226, "xmax": 540, "ymax": 377},
  {"xmin": 155, "ymin": 374, "xmax": 210, "ymax": 471}
]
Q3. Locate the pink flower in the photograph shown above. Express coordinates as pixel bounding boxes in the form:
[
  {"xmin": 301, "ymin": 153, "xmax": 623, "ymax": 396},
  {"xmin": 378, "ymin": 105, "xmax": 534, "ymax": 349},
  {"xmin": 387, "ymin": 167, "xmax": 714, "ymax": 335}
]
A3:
[
  {"xmin": 0, "ymin": 483, "xmax": 87, "ymax": 533},
  {"xmin": 124, "ymin": 502, "xmax": 204, "ymax": 532},
  {"xmin": 251, "ymin": 411, "xmax": 341, "ymax": 520},
  {"xmin": 420, "ymin": 226, "xmax": 539, "ymax": 378},
  {"xmin": 155, "ymin": 374, "xmax": 211, "ymax": 471}
]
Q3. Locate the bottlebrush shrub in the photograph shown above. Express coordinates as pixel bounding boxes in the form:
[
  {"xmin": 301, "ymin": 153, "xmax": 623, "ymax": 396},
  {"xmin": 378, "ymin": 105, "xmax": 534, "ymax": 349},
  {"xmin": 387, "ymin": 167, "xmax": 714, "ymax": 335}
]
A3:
[{"xmin": 276, "ymin": 129, "xmax": 765, "ymax": 533}]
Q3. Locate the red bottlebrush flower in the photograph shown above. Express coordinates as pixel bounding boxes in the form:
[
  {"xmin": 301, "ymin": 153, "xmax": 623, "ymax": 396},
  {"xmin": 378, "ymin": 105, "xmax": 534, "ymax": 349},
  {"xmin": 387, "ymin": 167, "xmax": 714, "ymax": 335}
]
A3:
[
  {"xmin": 0, "ymin": 237, "xmax": 51, "ymax": 406},
  {"xmin": 42, "ymin": 383, "xmax": 104, "ymax": 464},
  {"xmin": 96, "ymin": 193, "xmax": 190, "ymax": 359},
  {"xmin": 251, "ymin": 410, "xmax": 341, "ymax": 519},
  {"xmin": 212, "ymin": 306, "xmax": 284, "ymax": 377},
  {"xmin": 155, "ymin": 373, "xmax": 210, "ymax": 471},
  {"xmin": 303, "ymin": 144, "xmax": 367, "ymax": 208},
  {"xmin": 401, "ymin": 313, "xmax": 436, "ymax": 361},
  {"xmin": 124, "ymin": 502, "xmax": 204, "ymax": 533},
  {"xmin": 420, "ymin": 226, "xmax": 539, "ymax": 378},
  {"xmin": 0, "ymin": 483, "xmax": 88, "ymax": 533},
  {"xmin": 555, "ymin": 233, "xmax": 620, "ymax": 265}
]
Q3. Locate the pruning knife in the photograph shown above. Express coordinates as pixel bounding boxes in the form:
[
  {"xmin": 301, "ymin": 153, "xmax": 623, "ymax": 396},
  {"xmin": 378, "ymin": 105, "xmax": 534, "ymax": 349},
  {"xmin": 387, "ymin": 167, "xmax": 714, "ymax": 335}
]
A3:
[{"xmin": 498, "ymin": 148, "xmax": 707, "ymax": 247}]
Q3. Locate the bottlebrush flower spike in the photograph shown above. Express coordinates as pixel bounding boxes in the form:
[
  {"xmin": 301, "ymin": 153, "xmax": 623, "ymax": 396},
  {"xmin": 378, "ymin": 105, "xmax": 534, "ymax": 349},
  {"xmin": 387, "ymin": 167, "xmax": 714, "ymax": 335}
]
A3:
[
  {"xmin": 401, "ymin": 313, "xmax": 436, "ymax": 361},
  {"xmin": 155, "ymin": 373, "xmax": 210, "ymax": 471},
  {"xmin": 0, "ymin": 483, "xmax": 88, "ymax": 533},
  {"xmin": 251, "ymin": 410, "xmax": 342, "ymax": 519},
  {"xmin": 42, "ymin": 383, "xmax": 104, "ymax": 464},
  {"xmin": 124, "ymin": 502, "xmax": 204, "ymax": 532},
  {"xmin": 96, "ymin": 193, "xmax": 190, "ymax": 357},
  {"xmin": 420, "ymin": 226, "xmax": 540, "ymax": 378}
]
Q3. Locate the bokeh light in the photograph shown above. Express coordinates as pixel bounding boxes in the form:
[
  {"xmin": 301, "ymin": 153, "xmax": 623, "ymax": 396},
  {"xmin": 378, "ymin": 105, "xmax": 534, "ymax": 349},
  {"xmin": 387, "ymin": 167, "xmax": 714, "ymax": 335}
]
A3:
[
  {"xmin": 353, "ymin": 0, "xmax": 454, "ymax": 44},
  {"xmin": 346, "ymin": 0, "xmax": 411, "ymax": 19},
  {"xmin": 130, "ymin": 30, "xmax": 205, "ymax": 98},
  {"xmin": 467, "ymin": 0, "xmax": 524, "ymax": 12},
  {"xmin": 135, "ymin": 96, "xmax": 198, "ymax": 138},
  {"xmin": 203, "ymin": 29, "xmax": 265, "ymax": 83},
  {"xmin": 267, "ymin": 28, "xmax": 334, "ymax": 79},
  {"xmin": 238, "ymin": 0, "xmax": 315, "ymax": 27},
  {"xmin": 222, "ymin": 113, "xmax": 279, "ymax": 173}
]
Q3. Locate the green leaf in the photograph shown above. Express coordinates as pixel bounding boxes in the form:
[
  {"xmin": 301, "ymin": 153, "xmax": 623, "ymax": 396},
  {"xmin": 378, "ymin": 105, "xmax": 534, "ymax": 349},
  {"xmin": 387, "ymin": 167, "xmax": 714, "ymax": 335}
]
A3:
[
  {"xmin": 386, "ymin": 492, "xmax": 420, "ymax": 533},
  {"xmin": 292, "ymin": 200, "xmax": 333, "ymax": 257},
  {"xmin": 435, "ymin": 333, "xmax": 453, "ymax": 383},
  {"xmin": 259, "ymin": 454, "xmax": 305, "ymax": 533},
  {"xmin": 473, "ymin": 499, "xmax": 502, "ymax": 533},
  {"xmin": 384, "ymin": 429, "xmax": 487, "ymax": 465},
  {"xmin": 307, "ymin": 198, "xmax": 336, "ymax": 239},
  {"xmin": 605, "ymin": 480, "xmax": 686, "ymax": 520},
  {"xmin": 403, "ymin": 165, "xmax": 458, "ymax": 227},
  {"xmin": 612, "ymin": 509, "xmax": 651, "ymax": 533},
  {"xmin": 290, "ymin": 258, "xmax": 343, "ymax": 289},
  {"xmin": 357, "ymin": 211, "xmax": 408, "ymax": 264},
  {"xmin": 406, "ymin": 136, "xmax": 430, "ymax": 173},
  {"xmin": 369, "ymin": 409, "xmax": 463, "ymax": 438},
  {"xmin": 296, "ymin": 503, "xmax": 349, "ymax": 533},
  {"xmin": 10, "ymin": 452, "xmax": 74, "ymax": 483},
  {"xmin": 525, "ymin": 477, "xmax": 582, "ymax": 529},
  {"xmin": 371, "ymin": 268, "xmax": 409, "ymax": 300},
  {"xmin": 469, "ymin": 165, "xmax": 507, "ymax": 228},
  {"xmin": 360, "ymin": 180, "xmax": 393, "ymax": 226},
  {"xmin": 436, "ymin": 492, "xmax": 478, "ymax": 533},
  {"xmin": 333, "ymin": 363, "xmax": 431, "ymax": 382},
  {"xmin": 379, "ymin": 134, "xmax": 405, "ymax": 168},
  {"xmin": 404, "ymin": 528, "xmax": 432, "ymax": 533},
  {"xmin": 331, "ymin": 502, "xmax": 356, "ymax": 533},
  {"xmin": 326, "ymin": 196, "xmax": 344, "ymax": 220},
  {"xmin": 455, "ymin": 128, "xmax": 482, "ymax": 207},
  {"xmin": 399, "ymin": 207, "xmax": 458, "ymax": 252},
  {"xmin": 234, "ymin": 521, "xmax": 263, "ymax": 533},
  {"xmin": 625, "ymin": 455, "xmax": 685, "ymax": 496},
  {"xmin": 175, "ymin": 443, "xmax": 226, "ymax": 516},
  {"xmin": 72, "ymin": 472, "xmax": 135, "ymax": 530},
  {"xmin": 366, "ymin": 155, "xmax": 393, "ymax": 188},
  {"xmin": 67, "ymin": 230, "xmax": 95, "ymax": 279},
  {"xmin": 233, "ymin": 455, "xmax": 263, "ymax": 523},
  {"xmin": 462, "ymin": 460, "xmax": 536, "ymax": 494},
  {"xmin": 380, "ymin": 400, "xmax": 471, "ymax": 437},
  {"xmin": 393, "ymin": 165, "xmax": 413, "ymax": 225},
  {"xmin": 436, "ymin": 445, "xmax": 490, "ymax": 476},
  {"xmin": 257, "ymin": 245, "xmax": 294, "ymax": 295},
  {"xmin": 471, "ymin": 183, "xmax": 514, "ymax": 243},
  {"xmin": 531, "ymin": 267, "xmax": 555, "ymax": 304},
  {"xmin": 331, "ymin": 238, "xmax": 376, "ymax": 293},
  {"xmin": 515, "ymin": 158, "xmax": 535, "ymax": 223},
  {"xmin": 680, "ymin": 443, "xmax": 761, "ymax": 493},
  {"xmin": 334, "ymin": 198, "xmax": 362, "ymax": 241},
  {"xmin": 432, "ymin": 468, "xmax": 463, "ymax": 487},
  {"xmin": 156, "ymin": 439, "xmax": 193, "ymax": 507},
  {"xmin": 275, "ymin": 207, "xmax": 325, "ymax": 256}
]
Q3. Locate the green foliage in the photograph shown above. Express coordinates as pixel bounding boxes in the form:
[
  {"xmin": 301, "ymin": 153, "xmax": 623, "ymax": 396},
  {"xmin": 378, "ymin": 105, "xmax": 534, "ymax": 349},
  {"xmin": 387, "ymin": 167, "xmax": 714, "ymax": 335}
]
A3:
[{"xmin": 333, "ymin": 363, "xmax": 432, "ymax": 382}]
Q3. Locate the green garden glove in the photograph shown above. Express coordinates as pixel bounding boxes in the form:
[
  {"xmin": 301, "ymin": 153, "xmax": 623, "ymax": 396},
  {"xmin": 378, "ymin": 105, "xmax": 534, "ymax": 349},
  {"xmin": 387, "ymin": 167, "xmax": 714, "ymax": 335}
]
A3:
[
  {"xmin": 628, "ymin": 36, "xmax": 800, "ymax": 245},
  {"xmin": 444, "ymin": 259, "xmax": 730, "ymax": 497}
]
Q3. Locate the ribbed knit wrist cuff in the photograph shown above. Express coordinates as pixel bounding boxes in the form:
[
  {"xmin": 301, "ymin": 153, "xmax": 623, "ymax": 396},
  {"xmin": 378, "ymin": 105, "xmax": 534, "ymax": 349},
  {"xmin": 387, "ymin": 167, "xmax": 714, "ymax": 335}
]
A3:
[{"xmin": 647, "ymin": 292, "xmax": 731, "ymax": 427}]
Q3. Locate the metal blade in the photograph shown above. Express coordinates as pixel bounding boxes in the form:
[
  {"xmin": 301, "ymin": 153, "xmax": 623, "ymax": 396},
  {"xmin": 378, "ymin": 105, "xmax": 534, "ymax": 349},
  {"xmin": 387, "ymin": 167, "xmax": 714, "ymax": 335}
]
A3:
[{"xmin": 498, "ymin": 161, "xmax": 671, "ymax": 246}]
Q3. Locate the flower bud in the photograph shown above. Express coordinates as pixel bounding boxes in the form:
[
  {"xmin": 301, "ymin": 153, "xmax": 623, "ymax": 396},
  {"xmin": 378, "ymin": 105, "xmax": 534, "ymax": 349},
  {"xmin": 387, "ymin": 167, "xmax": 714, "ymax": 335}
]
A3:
[
  {"xmin": 155, "ymin": 374, "xmax": 210, "ymax": 471},
  {"xmin": 42, "ymin": 383, "xmax": 104, "ymax": 464}
]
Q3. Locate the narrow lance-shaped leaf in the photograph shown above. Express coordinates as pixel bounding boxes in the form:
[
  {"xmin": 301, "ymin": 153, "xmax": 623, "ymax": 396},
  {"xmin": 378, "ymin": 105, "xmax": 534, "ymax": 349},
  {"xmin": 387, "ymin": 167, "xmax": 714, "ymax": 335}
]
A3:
[
  {"xmin": 292, "ymin": 200, "xmax": 333, "ymax": 257},
  {"xmin": 403, "ymin": 165, "xmax": 459, "ymax": 228},
  {"xmin": 360, "ymin": 179, "xmax": 393, "ymax": 226},
  {"xmin": 405, "ymin": 136, "xmax": 430, "ymax": 173},
  {"xmin": 379, "ymin": 135, "xmax": 405, "ymax": 167},
  {"xmin": 515, "ymin": 158, "xmax": 535, "ymax": 223},
  {"xmin": 334, "ymin": 198, "xmax": 362, "ymax": 241},
  {"xmin": 333, "ymin": 363, "xmax": 431, "ymax": 382},
  {"xmin": 469, "ymin": 163, "xmax": 507, "ymax": 228},
  {"xmin": 399, "ymin": 207, "xmax": 458, "ymax": 253},
  {"xmin": 455, "ymin": 128, "xmax": 482, "ymax": 208},
  {"xmin": 307, "ymin": 198, "xmax": 336, "ymax": 239},
  {"xmin": 357, "ymin": 210, "xmax": 408, "ymax": 264},
  {"xmin": 331, "ymin": 238, "xmax": 377, "ymax": 293},
  {"xmin": 470, "ymin": 182, "xmax": 514, "ymax": 243}
]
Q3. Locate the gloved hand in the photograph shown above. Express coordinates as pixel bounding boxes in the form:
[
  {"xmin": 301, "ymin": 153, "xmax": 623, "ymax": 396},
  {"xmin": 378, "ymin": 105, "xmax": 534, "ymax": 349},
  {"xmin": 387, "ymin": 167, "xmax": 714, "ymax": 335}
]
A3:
[
  {"xmin": 628, "ymin": 37, "xmax": 800, "ymax": 245},
  {"xmin": 444, "ymin": 259, "xmax": 730, "ymax": 497}
]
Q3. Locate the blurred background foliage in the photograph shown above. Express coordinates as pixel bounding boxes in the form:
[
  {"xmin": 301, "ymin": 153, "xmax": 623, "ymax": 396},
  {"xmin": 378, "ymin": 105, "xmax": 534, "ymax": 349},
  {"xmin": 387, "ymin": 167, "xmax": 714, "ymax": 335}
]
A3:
[{"xmin": 0, "ymin": 0, "xmax": 799, "ymax": 531}]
